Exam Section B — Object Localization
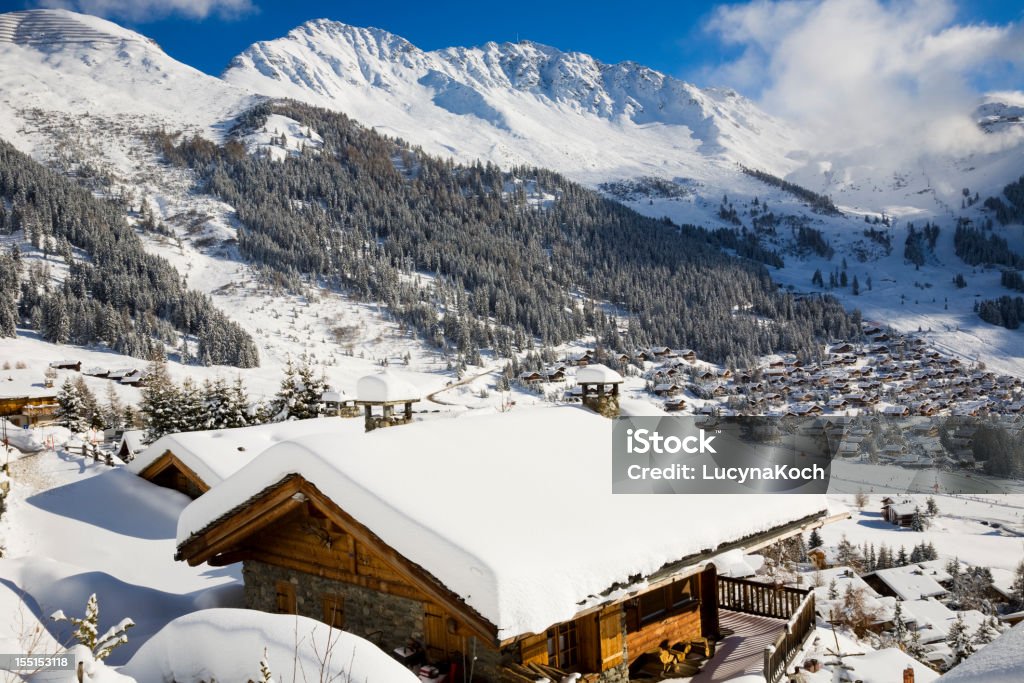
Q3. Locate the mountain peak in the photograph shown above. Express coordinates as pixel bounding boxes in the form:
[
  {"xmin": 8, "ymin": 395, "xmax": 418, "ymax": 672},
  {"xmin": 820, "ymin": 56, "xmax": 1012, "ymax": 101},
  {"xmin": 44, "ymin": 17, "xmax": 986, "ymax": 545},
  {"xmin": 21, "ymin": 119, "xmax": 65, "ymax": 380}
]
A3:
[{"xmin": 0, "ymin": 9, "xmax": 158, "ymax": 52}]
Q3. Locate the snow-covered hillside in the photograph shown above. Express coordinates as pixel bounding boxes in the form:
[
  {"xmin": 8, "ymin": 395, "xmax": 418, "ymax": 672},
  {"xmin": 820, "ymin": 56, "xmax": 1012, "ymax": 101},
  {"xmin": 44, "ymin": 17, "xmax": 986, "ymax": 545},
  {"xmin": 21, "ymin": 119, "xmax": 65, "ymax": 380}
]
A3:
[{"xmin": 222, "ymin": 18, "xmax": 801, "ymax": 184}]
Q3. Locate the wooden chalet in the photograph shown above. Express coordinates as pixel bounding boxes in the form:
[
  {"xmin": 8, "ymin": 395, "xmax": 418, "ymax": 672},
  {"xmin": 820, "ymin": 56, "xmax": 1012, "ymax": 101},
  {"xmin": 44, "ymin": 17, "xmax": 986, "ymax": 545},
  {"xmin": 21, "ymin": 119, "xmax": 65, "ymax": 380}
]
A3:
[
  {"xmin": 48, "ymin": 359, "xmax": 82, "ymax": 372},
  {"xmin": 129, "ymin": 419, "xmax": 365, "ymax": 499},
  {"xmin": 355, "ymin": 371, "xmax": 421, "ymax": 432},
  {"xmin": 0, "ymin": 370, "xmax": 60, "ymax": 428},
  {"xmin": 174, "ymin": 407, "xmax": 833, "ymax": 683},
  {"xmin": 881, "ymin": 499, "xmax": 918, "ymax": 528}
]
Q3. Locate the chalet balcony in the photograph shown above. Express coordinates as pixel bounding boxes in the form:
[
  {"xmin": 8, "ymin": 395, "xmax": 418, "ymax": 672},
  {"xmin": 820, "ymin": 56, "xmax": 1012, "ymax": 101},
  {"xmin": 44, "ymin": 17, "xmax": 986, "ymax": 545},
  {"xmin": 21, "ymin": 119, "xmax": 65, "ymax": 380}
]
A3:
[{"xmin": 628, "ymin": 575, "xmax": 816, "ymax": 683}]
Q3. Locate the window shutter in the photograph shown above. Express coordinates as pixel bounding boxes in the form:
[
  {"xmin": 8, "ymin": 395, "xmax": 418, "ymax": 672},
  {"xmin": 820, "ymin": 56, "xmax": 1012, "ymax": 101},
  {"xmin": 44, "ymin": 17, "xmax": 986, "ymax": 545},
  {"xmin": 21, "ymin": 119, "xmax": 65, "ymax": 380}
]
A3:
[
  {"xmin": 598, "ymin": 606, "xmax": 624, "ymax": 670},
  {"xmin": 519, "ymin": 632, "xmax": 548, "ymax": 666}
]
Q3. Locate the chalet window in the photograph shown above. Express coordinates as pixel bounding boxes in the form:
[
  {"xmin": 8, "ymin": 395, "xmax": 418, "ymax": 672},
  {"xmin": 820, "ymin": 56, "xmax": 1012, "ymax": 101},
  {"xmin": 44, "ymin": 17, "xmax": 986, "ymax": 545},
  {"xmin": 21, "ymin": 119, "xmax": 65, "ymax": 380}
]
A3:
[
  {"xmin": 322, "ymin": 595, "xmax": 344, "ymax": 629},
  {"xmin": 546, "ymin": 621, "xmax": 579, "ymax": 669},
  {"xmin": 275, "ymin": 580, "xmax": 296, "ymax": 614},
  {"xmin": 626, "ymin": 577, "xmax": 698, "ymax": 631}
]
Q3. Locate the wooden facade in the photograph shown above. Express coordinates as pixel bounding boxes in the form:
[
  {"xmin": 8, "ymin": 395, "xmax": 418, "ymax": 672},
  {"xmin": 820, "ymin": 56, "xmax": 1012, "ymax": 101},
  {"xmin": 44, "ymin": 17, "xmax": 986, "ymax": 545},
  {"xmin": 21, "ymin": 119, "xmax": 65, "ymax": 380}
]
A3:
[
  {"xmin": 0, "ymin": 395, "xmax": 59, "ymax": 428},
  {"xmin": 176, "ymin": 473, "xmax": 770, "ymax": 679},
  {"xmin": 177, "ymin": 472, "xmax": 824, "ymax": 682},
  {"xmin": 137, "ymin": 450, "xmax": 211, "ymax": 499}
]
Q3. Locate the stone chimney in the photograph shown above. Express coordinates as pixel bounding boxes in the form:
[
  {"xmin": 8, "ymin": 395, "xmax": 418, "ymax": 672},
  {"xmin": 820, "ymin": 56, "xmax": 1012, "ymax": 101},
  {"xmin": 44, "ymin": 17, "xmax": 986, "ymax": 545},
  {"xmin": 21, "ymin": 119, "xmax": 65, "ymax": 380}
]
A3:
[
  {"xmin": 575, "ymin": 364, "xmax": 624, "ymax": 418},
  {"xmin": 355, "ymin": 371, "xmax": 421, "ymax": 432}
]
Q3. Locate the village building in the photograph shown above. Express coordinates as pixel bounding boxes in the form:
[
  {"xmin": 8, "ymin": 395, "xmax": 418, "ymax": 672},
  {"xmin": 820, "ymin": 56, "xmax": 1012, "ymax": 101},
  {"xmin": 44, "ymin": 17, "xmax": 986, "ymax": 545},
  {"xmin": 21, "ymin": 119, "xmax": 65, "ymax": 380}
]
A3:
[
  {"xmin": 174, "ymin": 407, "xmax": 834, "ymax": 683},
  {"xmin": 0, "ymin": 368, "xmax": 60, "ymax": 428},
  {"xmin": 129, "ymin": 419, "xmax": 364, "ymax": 498}
]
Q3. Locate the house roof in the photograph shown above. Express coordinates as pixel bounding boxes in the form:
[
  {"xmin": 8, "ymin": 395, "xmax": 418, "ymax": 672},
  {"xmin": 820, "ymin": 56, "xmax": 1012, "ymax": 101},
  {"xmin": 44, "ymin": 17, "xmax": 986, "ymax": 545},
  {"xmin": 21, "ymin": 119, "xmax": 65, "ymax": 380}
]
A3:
[
  {"xmin": 0, "ymin": 369, "xmax": 57, "ymax": 400},
  {"xmin": 938, "ymin": 622, "xmax": 1024, "ymax": 682},
  {"xmin": 870, "ymin": 564, "xmax": 949, "ymax": 601},
  {"xmin": 356, "ymin": 370, "xmax": 420, "ymax": 403},
  {"xmin": 903, "ymin": 598, "xmax": 986, "ymax": 644},
  {"xmin": 129, "ymin": 418, "xmax": 364, "ymax": 488},
  {"xmin": 175, "ymin": 406, "xmax": 827, "ymax": 640}
]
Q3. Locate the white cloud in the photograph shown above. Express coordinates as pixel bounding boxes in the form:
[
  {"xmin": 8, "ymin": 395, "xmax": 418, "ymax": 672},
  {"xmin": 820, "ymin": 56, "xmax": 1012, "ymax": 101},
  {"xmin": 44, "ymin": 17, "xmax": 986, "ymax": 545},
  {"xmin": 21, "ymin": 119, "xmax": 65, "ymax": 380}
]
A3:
[
  {"xmin": 33, "ymin": 0, "xmax": 256, "ymax": 22},
  {"xmin": 703, "ymin": 0, "xmax": 1024, "ymax": 156}
]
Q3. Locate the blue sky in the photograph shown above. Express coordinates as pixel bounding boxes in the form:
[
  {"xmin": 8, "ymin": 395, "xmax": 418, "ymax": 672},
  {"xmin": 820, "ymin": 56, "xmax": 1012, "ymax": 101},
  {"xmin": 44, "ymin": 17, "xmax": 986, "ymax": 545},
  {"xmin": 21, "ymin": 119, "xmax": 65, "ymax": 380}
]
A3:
[{"xmin": 7, "ymin": 0, "xmax": 1022, "ymax": 88}]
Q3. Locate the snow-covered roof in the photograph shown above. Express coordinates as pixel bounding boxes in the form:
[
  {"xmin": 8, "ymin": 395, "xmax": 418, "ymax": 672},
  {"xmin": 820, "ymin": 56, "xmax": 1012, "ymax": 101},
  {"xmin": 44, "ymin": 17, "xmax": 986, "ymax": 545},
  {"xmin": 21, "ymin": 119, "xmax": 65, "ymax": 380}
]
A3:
[
  {"xmin": 320, "ymin": 389, "xmax": 351, "ymax": 403},
  {"xmin": 355, "ymin": 370, "xmax": 420, "ymax": 403},
  {"xmin": 129, "ymin": 419, "xmax": 364, "ymax": 488},
  {"xmin": 904, "ymin": 598, "xmax": 987, "ymax": 644},
  {"xmin": 177, "ymin": 406, "xmax": 828, "ymax": 639},
  {"xmin": 0, "ymin": 369, "xmax": 57, "ymax": 399},
  {"xmin": 576, "ymin": 363, "xmax": 623, "ymax": 384},
  {"xmin": 118, "ymin": 429, "xmax": 146, "ymax": 455},
  {"xmin": 870, "ymin": 564, "xmax": 949, "ymax": 601}
]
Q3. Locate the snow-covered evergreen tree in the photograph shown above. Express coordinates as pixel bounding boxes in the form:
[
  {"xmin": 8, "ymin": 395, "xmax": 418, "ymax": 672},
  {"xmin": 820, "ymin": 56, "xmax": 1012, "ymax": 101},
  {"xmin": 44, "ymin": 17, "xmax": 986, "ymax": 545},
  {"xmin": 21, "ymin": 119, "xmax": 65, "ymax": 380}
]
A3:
[
  {"xmin": 57, "ymin": 378, "xmax": 88, "ymax": 433},
  {"xmin": 178, "ymin": 378, "xmax": 206, "ymax": 431},
  {"xmin": 140, "ymin": 357, "xmax": 182, "ymax": 442},
  {"xmin": 101, "ymin": 383, "xmax": 124, "ymax": 431},
  {"xmin": 946, "ymin": 613, "xmax": 976, "ymax": 666},
  {"xmin": 1010, "ymin": 558, "xmax": 1024, "ymax": 609},
  {"xmin": 808, "ymin": 528, "xmax": 823, "ymax": 548},
  {"xmin": 270, "ymin": 358, "xmax": 325, "ymax": 421},
  {"xmin": 910, "ymin": 506, "xmax": 926, "ymax": 532}
]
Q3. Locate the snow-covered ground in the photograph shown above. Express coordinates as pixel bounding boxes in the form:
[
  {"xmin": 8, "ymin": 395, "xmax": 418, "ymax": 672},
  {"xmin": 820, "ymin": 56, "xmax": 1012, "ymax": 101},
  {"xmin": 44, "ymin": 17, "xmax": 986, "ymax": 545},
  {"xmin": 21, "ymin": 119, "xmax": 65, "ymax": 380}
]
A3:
[{"xmin": 821, "ymin": 494, "xmax": 1024, "ymax": 574}]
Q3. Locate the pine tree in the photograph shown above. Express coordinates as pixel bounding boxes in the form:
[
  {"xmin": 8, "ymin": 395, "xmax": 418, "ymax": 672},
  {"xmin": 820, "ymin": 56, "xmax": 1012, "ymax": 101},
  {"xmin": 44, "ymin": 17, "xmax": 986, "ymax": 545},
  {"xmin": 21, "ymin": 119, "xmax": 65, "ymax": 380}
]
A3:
[
  {"xmin": 809, "ymin": 528, "xmax": 823, "ymax": 548},
  {"xmin": 897, "ymin": 545, "xmax": 909, "ymax": 566},
  {"xmin": 140, "ymin": 357, "xmax": 182, "ymax": 442},
  {"xmin": 946, "ymin": 613, "xmax": 976, "ymax": 666},
  {"xmin": 101, "ymin": 383, "xmax": 124, "ymax": 431},
  {"xmin": 74, "ymin": 376, "xmax": 101, "ymax": 430},
  {"xmin": 1011, "ymin": 559, "xmax": 1024, "ymax": 609},
  {"xmin": 57, "ymin": 378, "xmax": 87, "ymax": 433},
  {"xmin": 972, "ymin": 617, "xmax": 999, "ymax": 647},
  {"xmin": 270, "ymin": 357, "xmax": 300, "ymax": 421},
  {"xmin": 177, "ymin": 378, "xmax": 206, "ymax": 432},
  {"xmin": 911, "ymin": 506, "xmax": 926, "ymax": 532},
  {"xmin": 893, "ymin": 600, "xmax": 909, "ymax": 645},
  {"xmin": 926, "ymin": 496, "xmax": 939, "ymax": 516},
  {"xmin": 828, "ymin": 578, "xmax": 839, "ymax": 600}
]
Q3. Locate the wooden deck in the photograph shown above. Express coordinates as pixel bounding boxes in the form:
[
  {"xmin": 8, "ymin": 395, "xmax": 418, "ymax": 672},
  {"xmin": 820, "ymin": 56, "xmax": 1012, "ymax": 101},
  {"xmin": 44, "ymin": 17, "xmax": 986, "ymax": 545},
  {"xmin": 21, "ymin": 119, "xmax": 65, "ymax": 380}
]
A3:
[{"xmin": 695, "ymin": 610, "xmax": 786, "ymax": 682}]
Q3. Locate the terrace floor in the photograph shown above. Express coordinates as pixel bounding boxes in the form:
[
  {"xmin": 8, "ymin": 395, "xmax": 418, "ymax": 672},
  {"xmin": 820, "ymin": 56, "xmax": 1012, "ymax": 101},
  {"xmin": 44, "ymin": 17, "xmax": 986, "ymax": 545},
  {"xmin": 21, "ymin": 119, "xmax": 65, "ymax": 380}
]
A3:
[{"xmin": 695, "ymin": 609, "xmax": 786, "ymax": 681}]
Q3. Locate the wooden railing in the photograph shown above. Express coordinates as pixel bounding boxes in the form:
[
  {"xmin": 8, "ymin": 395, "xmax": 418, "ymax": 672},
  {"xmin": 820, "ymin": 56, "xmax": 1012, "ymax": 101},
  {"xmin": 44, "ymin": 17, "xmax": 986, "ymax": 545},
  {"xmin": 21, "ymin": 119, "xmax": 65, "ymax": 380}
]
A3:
[
  {"xmin": 717, "ymin": 575, "xmax": 809, "ymax": 620},
  {"xmin": 763, "ymin": 589, "xmax": 816, "ymax": 683},
  {"xmin": 716, "ymin": 576, "xmax": 816, "ymax": 683}
]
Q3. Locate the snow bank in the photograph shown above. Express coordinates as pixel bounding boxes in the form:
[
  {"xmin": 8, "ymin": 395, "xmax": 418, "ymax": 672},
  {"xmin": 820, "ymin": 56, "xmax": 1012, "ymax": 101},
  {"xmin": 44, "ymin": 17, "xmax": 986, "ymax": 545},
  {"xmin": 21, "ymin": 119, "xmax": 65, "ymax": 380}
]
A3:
[
  {"xmin": 1, "ymin": 417, "xmax": 46, "ymax": 453},
  {"xmin": 127, "ymin": 418, "xmax": 364, "ymax": 487},
  {"xmin": 356, "ymin": 370, "xmax": 421, "ymax": 402},
  {"xmin": 121, "ymin": 608, "xmax": 417, "ymax": 683},
  {"xmin": 178, "ymin": 406, "xmax": 827, "ymax": 638}
]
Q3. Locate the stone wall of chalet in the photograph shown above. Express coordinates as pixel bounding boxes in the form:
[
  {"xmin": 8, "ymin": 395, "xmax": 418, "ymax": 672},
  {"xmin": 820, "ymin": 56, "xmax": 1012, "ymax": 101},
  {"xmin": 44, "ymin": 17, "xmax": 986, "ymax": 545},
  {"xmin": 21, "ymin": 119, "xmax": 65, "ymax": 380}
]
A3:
[{"xmin": 242, "ymin": 559, "xmax": 422, "ymax": 651}]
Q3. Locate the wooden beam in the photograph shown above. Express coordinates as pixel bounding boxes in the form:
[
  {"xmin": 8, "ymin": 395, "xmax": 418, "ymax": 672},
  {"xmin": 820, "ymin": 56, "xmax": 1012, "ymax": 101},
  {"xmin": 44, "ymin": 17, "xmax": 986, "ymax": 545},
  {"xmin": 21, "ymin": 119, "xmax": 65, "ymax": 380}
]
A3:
[
  {"xmin": 301, "ymin": 482, "xmax": 499, "ymax": 645},
  {"xmin": 137, "ymin": 450, "xmax": 211, "ymax": 494}
]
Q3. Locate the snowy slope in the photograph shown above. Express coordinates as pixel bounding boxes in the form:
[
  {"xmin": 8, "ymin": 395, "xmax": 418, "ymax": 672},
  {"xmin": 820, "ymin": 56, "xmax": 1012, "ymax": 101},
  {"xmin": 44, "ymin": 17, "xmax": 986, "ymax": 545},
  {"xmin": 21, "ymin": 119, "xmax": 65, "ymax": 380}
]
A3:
[
  {"xmin": 0, "ymin": 10, "xmax": 258, "ymax": 150},
  {"xmin": 223, "ymin": 19, "xmax": 801, "ymax": 185}
]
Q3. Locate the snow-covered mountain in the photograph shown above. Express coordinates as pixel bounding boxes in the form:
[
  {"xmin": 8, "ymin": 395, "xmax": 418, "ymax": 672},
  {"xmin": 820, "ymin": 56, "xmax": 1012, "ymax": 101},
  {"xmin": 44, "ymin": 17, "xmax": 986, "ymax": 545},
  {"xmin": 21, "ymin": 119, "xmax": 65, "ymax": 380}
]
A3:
[
  {"xmin": 222, "ymin": 19, "xmax": 801, "ymax": 185},
  {"xmin": 222, "ymin": 18, "xmax": 1024, "ymax": 227},
  {"xmin": 0, "ymin": 9, "xmax": 256, "ymax": 149},
  {"xmin": 2, "ymin": 8, "xmax": 1024, "ymax": 377}
]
